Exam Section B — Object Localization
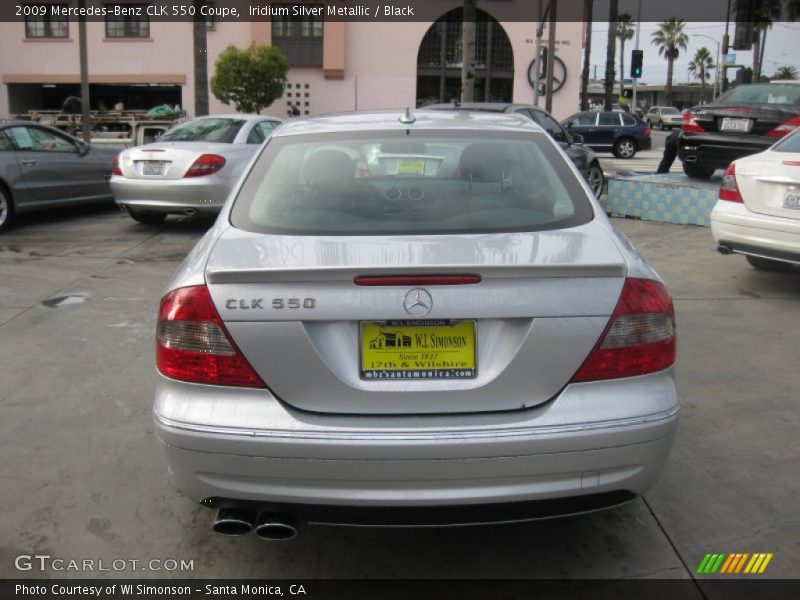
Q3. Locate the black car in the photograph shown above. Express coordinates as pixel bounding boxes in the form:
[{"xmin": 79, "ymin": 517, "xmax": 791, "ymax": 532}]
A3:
[
  {"xmin": 425, "ymin": 102, "xmax": 605, "ymax": 197},
  {"xmin": 562, "ymin": 111, "xmax": 652, "ymax": 159},
  {"xmin": 678, "ymin": 82, "xmax": 800, "ymax": 179}
]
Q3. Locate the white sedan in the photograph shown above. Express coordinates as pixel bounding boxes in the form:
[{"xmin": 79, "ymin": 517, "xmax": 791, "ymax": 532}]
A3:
[{"xmin": 711, "ymin": 129, "xmax": 800, "ymax": 271}]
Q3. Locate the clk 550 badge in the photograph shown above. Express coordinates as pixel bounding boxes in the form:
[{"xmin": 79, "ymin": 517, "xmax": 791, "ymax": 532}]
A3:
[
  {"xmin": 226, "ymin": 299, "xmax": 264, "ymax": 310},
  {"xmin": 225, "ymin": 298, "xmax": 317, "ymax": 310}
]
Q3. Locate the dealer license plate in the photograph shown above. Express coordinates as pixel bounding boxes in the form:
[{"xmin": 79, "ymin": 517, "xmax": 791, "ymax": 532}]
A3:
[
  {"xmin": 783, "ymin": 187, "xmax": 800, "ymax": 210},
  {"xmin": 360, "ymin": 320, "xmax": 476, "ymax": 380},
  {"xmin": 395, "ymin": 158, "xmax": 425, "ymax": 175},
  {"xmin": 720, "ymin": 118, "xmax": 752, "ymax": 133},
  {"xmin": 141, "ymin": 161, "xmax": 166, "ymax": 176}
]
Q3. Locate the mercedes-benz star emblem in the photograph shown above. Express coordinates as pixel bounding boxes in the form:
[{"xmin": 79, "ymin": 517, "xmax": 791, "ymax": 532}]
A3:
[{"xmin": 403, "ymin": 288, "xmax": 433, "ymax": 317}]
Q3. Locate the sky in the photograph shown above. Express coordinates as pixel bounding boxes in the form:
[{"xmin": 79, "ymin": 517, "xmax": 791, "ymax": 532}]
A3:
[{"xmin": 588, "ymin": 21, "xmax": 800, "ymax": 86}]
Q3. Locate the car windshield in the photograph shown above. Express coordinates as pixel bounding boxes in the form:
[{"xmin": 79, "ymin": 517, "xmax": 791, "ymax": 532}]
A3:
[
  {"xmin": 159, "ymin": 118, "xmax": 246, "ymax": 143},
  {"xmin": 661, "ymin": 108, "xmax": 680, "ymax": 115},
  {"xmin": 718, "ymin": 84, "xmax": 800, "ymax": 106},
  {"xmin": 230, "ymin": 130, "xmax": 593, "ymax": 235}
]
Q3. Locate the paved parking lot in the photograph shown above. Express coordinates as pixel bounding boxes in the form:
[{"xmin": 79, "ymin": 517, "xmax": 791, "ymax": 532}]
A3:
[{"xmin": 1, "ymin": 204, "xmax": 798, "ymax": 584}]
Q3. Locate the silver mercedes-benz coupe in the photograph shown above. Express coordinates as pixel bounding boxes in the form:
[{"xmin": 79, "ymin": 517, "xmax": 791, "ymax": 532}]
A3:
[{"xmin": 153, "ymin": 109, "xmax": 678, "ymax": 540}]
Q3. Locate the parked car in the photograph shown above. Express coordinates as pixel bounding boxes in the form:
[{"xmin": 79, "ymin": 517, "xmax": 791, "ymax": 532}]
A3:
[
  {"xmin": 0, "ymin": 121, "xmax": 116, "ymax": 232},
  {"xmin": 426, "ymin": 102, "xmax": 605, "ymax": 197},
  {"xmin": 646, "ymin": 106, "xmax": 683, "ymax": 130},
  {"xmin": 153, "ymin": 109, "xmax": 678, "ymax": 538},
  {"xmin": 711, "ymin": 128, "xmax": 800, "ymax": 271},
  {"xmin": 678, "ymin": 81, "xmax": 800, "ymax": 179},
  {"xmin": 110, "ymin": 114, "xmax": 281, "ymax": 224},
  {"xmin": 562, "ymin": 110, "xmax": 652, "ymax": 159}
]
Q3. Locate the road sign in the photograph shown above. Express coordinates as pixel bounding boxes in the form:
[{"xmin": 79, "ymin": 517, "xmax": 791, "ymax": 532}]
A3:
[{"xmin": 726, "ymin": 53, "xmax": 736, "ymax": 65}]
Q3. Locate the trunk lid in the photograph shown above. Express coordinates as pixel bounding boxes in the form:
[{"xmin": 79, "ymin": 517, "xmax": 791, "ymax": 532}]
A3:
[
  {"xmin": 693, "ymin": 104, "xmax": 797, "ymax": 137},
  {"xmin": 119, "ymin": 142, "xmax": 233, "ymax": 180},
  {"xmin": 735, "ymin": 151, "xmax": 800, "ymax": 220},
  {"xmin": 204, "ymin": 222, "xmax": 628, "ymax": 415}
]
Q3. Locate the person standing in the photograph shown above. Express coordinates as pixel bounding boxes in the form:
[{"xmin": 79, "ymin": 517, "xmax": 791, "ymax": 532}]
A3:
[{"xmin": 61, "ymin": 95, "xmax": 82, "ymax": 114}]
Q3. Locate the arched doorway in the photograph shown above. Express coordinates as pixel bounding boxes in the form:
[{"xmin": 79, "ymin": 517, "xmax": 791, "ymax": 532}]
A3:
[{"xmin": 416, "ymin": 8, "xmax": 514, "ymax": 107}]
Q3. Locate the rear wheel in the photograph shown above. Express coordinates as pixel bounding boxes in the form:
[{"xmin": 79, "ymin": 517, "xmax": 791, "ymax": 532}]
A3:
[
  {"xmin": 127, "ymin": 209, "xmax": 167, "ymax": 225},
  {"xmin": 0, "ymin": 186, "xmax": 14, "ymax": 233},
  {"xmin": 745, "ymin": 255, "xmax": 794, "ymax": 272},
  {"xmin": 682, "ymin": 162, "xmax": 715, "ymax": 179},
  {"xmin": 586, "ymin": 162, "xmax": 605, "ymax": 198},
  {"xmin": 613, "ymin": 137, "xmax": 637, "ymax": 159}
]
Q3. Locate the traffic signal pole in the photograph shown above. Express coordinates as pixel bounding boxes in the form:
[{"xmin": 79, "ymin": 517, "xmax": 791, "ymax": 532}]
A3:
[{"xmin": 631, "ymin": 0, "xmax": 642, "ymax": 113}]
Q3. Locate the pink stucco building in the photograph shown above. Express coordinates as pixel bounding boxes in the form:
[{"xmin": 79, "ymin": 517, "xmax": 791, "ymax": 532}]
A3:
[{"xmin": 0, "ymin": 2, "xmax": 585, "ymax": 121}]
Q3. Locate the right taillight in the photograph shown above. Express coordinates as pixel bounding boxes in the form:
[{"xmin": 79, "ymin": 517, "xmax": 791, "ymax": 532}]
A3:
[
  {"xmin": 156, "ymin": 285, "xmax": 265, "ymax": 388},
  {"xmin": 718, "ymin": 163, "xmax": 744, "ymax": 203},
  {"xmin": 765, "ymin": 115, "xmax": 800, "ymax": 138},
  {"xmin": 681, "ymin": 110, "xmax": 705, "ymax": 133},
  {"xmin": 112, "ymin": 153, "xmax": 123, "ymax": 176},
  {"xmin": 184, "ymin": 154, "xmax": 226, "ymax": 178},
  {"xmin": 571, "ymin": 278, "xmax": 676, "ymax": 382}
]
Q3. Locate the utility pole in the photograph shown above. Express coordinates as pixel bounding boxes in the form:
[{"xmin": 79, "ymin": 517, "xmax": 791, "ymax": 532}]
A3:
[
  {"xmin": 78, "ymin": 0, "xmax": 90, "ymax": 143},
  {"xmin": 460, "ymin": 0, "xmax": 477, "ymax": 103},
  {"xmin": 533, "ymin": 0, "xmax": 545, "ymax": 106},
  {"xmin": 545, "ymin": 0, "xmax": 557, "ymax": 113}
]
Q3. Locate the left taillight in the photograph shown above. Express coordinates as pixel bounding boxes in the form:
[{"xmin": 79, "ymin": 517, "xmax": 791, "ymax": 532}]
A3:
[
  {"xmin": 184, "ymin": 154, "xmax": 226, "ymax": 178},
  {"xmin": 112, "ymin": 153, "xmax": 123, "ymax": 176},
  {"xmin": 718, "ymin": 163, "xmax": 744, "ymax": 203},
  {"xmin": 765, "ymin": 115, "xmax": 800, "ymax": 139},
  {"xmin": 571, "ymin": 278, "xmax": 676, "ymax": 383},
  {"xmin": 156, "ymin": 285, "xmax": 265, "ymax": 388},
  {"xmin": 681, "ymin": 110, "xmax": 705, "ymax": 133}
]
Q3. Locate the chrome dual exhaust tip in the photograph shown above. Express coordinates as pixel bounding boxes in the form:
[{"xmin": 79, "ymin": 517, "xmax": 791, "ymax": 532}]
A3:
[{"xmin": 211, "ymin": 509, "xmax": 298, "ymax": 540}]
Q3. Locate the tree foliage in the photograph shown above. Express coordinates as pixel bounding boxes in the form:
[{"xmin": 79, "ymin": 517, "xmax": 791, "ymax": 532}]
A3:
[
  {"xmin": 689, "ymin": 47, "xmax": 715, "ymax": 102},
  {"xmin": 772, "ymin": 66, "xmax": 799, "ymax": 80},
  {"xmin": 651, "ymin": 19, "xmax": 688, "ymax": 105},
  {"xmin": 211, "ymin": 44, "xmax": 289, "ymax": 115}
]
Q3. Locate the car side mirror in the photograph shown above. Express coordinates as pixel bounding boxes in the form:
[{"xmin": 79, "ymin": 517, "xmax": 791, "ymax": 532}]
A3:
[
  {"xmin": 76, "ymin": 140, "xmax": 90, "ymax": 156},
  {"xmin": 571, "ymin": 133, "xmax": 584, "ymax": 144}
]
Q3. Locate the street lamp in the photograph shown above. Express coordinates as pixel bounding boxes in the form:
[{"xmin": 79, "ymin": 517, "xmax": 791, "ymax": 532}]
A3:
[{"xmin": 692, "ymin": 34, "xmax": 721, "ymax": 101}]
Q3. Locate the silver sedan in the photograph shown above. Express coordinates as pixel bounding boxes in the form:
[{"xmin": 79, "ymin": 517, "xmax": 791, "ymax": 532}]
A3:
[
  {"xmin": 153, "ymin": 110, "xmax": 678, "ymax": 540},
  {"xmin": 110, "ymin": 114, "xmax": 281, "ymax": 224},
  {"xmin": 0, "ymin": 121, "xmax": 115, "ymax": 232}
]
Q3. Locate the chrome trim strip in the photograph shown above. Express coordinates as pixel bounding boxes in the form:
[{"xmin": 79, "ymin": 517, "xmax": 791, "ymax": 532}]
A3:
[{"xmin": 153, "ymin": 406, "xmax": 679, "ymax": 442}]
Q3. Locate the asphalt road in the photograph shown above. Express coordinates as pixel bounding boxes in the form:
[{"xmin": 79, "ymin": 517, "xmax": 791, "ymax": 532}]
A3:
[{"xmin": 0, "ymin": 205, "xmax": 798, "ymax": 587}]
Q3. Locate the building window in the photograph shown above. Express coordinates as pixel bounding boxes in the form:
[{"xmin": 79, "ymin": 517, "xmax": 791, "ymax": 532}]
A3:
[
  {"xmin": 25, "ymin": 5, "xmax": 69, "ymax": 38},
  {"xmin": 105, "ymin": 4, "xmax": 150, "ymax": 38},
  {"xmin": 271, "ymin": 7, "xmax": 323, "ymax": 66}
]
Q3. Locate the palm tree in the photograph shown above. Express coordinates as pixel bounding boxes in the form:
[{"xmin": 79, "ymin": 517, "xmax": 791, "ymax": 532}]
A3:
[
  {"xmin": 604, "ymin": 0, "xmax": 618, "ymax": 110},
  {"xmin": 651, "ymin": 19, "xmax": 688, "ymax": 106},
  {"xmin": 751, "ymin": 0, "xmax": 782, "ymax": 82},
  {"xmin": 772, "ymin": 66, "xmax": 799, "ymax": 80},
  {"xmin": 616, "ymin": 13, "xmax": 635, "ymax": 99},
  {"xmin": 193, "ymin": 0, "xmax": 209, "ymax": 116},
  {"xmin": 688, "ymin": 47, "xmax": 715, "ymax": 102}
]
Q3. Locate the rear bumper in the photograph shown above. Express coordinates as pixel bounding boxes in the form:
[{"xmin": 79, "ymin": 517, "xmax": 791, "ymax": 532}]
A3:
[
  {"xmin": 679, "ymin": 133, "xmax": 773, "ymax": 170},
  {"xmin": 110, "ymin": 175, "xmax": 232, "ymax": 213},
  {"xmin": 711, "ymin": 201, "xmax": 800, "ymax": 264},
  {"xmin": 154, "ymin": 370, "xmax": 679, "ymax": 517}
]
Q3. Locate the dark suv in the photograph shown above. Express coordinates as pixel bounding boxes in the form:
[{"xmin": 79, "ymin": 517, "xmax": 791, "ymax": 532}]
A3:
[
  {"xmin": 678, "ymin": 82, "xmax": 800, "ymax": 179},
  {"xmin": 426, "ymin": 102, "xmax": 605, "ymax": 197}
]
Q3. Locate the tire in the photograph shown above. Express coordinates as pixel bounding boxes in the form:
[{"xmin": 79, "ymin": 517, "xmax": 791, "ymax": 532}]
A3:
[
  {"xmin": 585, "ymin": 162, "xmax": 605, "ymax": 198},
  {"xmin": 660, "ymin": 122, "xmax": 666, "ymax": 130},
  {"xmin": 127, "ymin": 209, "xmax": 167, "ymax": 225},
  {"xmin": 613, "ymin": 137, "xmax": 637, "ymax": 159},
  {"xmin": 682, "ymin": 162, "xmax": 715, "ymax": 179},
  {"xmin": 745, "ymin": 255, "xmax": 794, "ymax": 272},
  {"xmin": 0, "ymin": 185, "xmax": 14, "ymax": 233}
]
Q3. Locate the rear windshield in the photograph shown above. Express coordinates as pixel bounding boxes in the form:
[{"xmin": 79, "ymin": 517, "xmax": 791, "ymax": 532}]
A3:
[
  {"xmin": 230, "ymin": 130, "xmax": 593, "ymax": 235},
  {"xmin": 718, "ymin": 84, "xmax": 800, "ymax": 106},
  {"xmin": 661, "ymin": 108, "xmax": 680, "ymax": 115},
  {"xmin": 772, "ymin": 130, "xmax": 800, "ymax": 153},
  {"xmin": 159, "ymin": 118, "xmax": 245, "ymax": 143}
]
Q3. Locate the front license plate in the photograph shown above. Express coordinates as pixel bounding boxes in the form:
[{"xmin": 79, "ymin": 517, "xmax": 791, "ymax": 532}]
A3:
[
  {"xmin": 360, "ymin": 320, "xmax": 476, "ymax": 380},
  {"xmin": 141, "ymin": 161, "xmax": 166, "ymax": 176},
  {"xmin": 395, "ymin": 158, "xmax": 425, "ymax": 175},
  {"xmin": 783, "ymin": 187, "xmax": 800, "ymax": 210},
  {"xmin": 720, "ymin": 118, "xmax": 752, "ymax": 133}
]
